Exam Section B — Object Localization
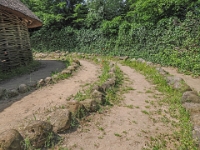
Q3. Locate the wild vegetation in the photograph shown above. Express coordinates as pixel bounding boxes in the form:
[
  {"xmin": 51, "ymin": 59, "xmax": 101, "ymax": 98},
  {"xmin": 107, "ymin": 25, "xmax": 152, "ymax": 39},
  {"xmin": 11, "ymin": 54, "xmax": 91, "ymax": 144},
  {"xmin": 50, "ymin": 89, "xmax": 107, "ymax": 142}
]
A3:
[
  {"xmin": 21, "ymin": 0, "xmax": 200, "ymax": 75},
  {"xmin": 123, "ymin": 59, "xmax": 197, "ymax": 149},
  {"xmin": 3, "ymin": 0, "xmax": 199, "ymax": 149}
]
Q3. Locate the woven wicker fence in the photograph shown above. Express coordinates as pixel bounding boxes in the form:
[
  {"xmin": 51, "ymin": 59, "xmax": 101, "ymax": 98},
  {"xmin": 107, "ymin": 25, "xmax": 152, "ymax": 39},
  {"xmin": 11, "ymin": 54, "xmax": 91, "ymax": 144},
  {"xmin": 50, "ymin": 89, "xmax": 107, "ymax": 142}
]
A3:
[{"xmin": 0, "ymin": 9, "xmax": 33, "ymax": 72}]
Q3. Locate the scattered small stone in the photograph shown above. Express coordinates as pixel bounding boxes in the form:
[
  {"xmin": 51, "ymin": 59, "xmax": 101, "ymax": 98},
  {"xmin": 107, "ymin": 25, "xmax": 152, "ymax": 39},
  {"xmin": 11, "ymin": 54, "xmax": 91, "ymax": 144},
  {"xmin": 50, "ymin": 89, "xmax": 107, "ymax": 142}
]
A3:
[
  {"xmin": 28, "ymin": 81, "xmax": 37, "ymax": 88},
  {"xmin": 146, "ymin": 61, "xmax": 153, "ymax": 66},
  {"xmin": 80, "ymin": 99, "xmax": 100, "ymax": 112},
  {"xmin": 44, "ymin": 77, "xmax": 52, "ymax": 84},
  {"xmin": 0, "ymin": 87, "xmax": 6, "ymax": 99},
  {"xmin": 181, "ymin": 91, "xmax": 200, "ymax": 103},
  {"xmin": 100, "ymin": 78, "xmax": 116, "ymax": 92},
  {"xmin": 0, "ymin": 129, "xmax": 24, "ymax": 150},
  {"xmin": 108, "ymin": 72, "xmax": 115, "ymax": 78},
  {"xmin": 52, "ymin": 74, "xmax": 59, "ymax": 81},
  {"xmin": 110, "ymin": 67, "xmax": 116, "ymax": 73},
  {"xmin": 61, "ymin": 69, "xmax": 72, "ymax": 75},
  {"xmin": 23, "ymin": 120, "xmax": 53, "ymax": 148},
  {"xmin": 183, "ymin": 103, "xmax": 200, "ymax": 115},
  {"xmin": 165, "ymin": 75, "xmax": 191, "ymax": 91},
  {"xmin": 18, "ymin": 84, "xmax": 28, "ymax": 93},
  {"xmin": 87, "ymin": 56, "xmax": 92, "ymax": 59},
  {"xmin": 156, "ymin": 67, "xmax": 167, "ymax": 75},
  {"xmin": 154, "ymin": 64, "xmax": 161, "ymax": 68},
  {"xmin": 48, "ymin": 109, "xmax": 71, "ymax": 133},
  {"xmin": 106, "ymin": 78, "xmax": 116, "ymax": 86},
  {"xmin": 7, "ymin": 89, "xmax": 19, "ymax": 97},
  {"xmin": 97, "ymin": 58, "xmax": 101, "ymax": 62},
  {"xmin": 166, "ymin": 76, "xmax": 182, "ymax": 85},
  {"xmin": 73, "ymin": 60, "xmax": 81, "ymax": 66},
  {"xmin": 71, "ymin": 63, "xmax": 79, "ymax": 69},
  {"xmin": 119, "ymin": 56, "xmax": 129, "ymax": 61},
  {"xmin": 67, "ymin": 66, "xmax": 76, "ymax": 72},
  {"xmin": 66, "ymin": 100, "xmax": 88, "ymax": 119},
  {"xmin": 109, "ymin": 62, "xmax": 115, "ymax": 68},
  {"xmin": 191, "ymin": 114, "xmax": 200, "ymax": 126},
  {"xmin": 55, "ymin": 50, "xmax": 61, "ymax": 53},
  {"xmin": 192, "ymin": 126, "xmax": 200, "ymax": 147},
  {"xmin": 34, "ymin": 53, "xmax": 47, "ymax": 58},
  {"xmin": 37, "ymin": 79, "xmax": 45, "ymax": 87},
  {"xmin": 130, "ymin": 58, "xmax": 136, "ymax": 62},
  {"xmin": 101, "ymin": 82, "xmax": 111, "ymax": 92},
  {"xmin": 137, "ymin": 58, "xmax": 145, "ymax": 63},
  {"xmin": 60, "ymin": 52, "xmax": 66, "ymax": 57},
  {"xmin": 92, "ymin": 85, "xmax": 104, "ymax": 93},
  {"xmin": 91, "ymin": 90, "xmax": 106, "ymax": 104}
]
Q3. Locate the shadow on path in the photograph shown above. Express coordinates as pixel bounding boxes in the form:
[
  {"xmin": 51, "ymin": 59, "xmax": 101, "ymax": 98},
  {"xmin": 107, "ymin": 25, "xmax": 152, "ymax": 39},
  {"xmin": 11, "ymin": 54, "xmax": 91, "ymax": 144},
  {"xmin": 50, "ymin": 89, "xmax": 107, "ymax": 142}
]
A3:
[
  {"xmin": 0, "ymin": 60, "xmax": 65, "ymax": 113},
  {"xmin": 0, "ymin": 60, "xmax": 65, "ymax": 90}
]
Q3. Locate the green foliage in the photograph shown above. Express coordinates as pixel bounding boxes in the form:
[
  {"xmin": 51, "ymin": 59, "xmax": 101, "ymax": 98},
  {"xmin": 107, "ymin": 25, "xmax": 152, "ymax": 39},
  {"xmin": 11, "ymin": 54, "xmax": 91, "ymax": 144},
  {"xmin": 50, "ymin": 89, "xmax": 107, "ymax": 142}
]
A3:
[
  {"xmin": 29, "ymin": 0, "xmax": 200, "ymax": 75},
  {"xmin": 126, "ymin": 0, "xmax": 198, "ymax": 25},
  {"xmin": 72, "ymin": 4, "xmax": 88, "ymax": 28},
  {"xmin": 101, "ymin": 16, "xmax": 122, "ymax": 36},
  {"xmin": 123, "ymin": 60, "xmax": 197, "ymax": 149},
  {"xmin": 21, "ymin": 0, "xmax": 85, "ymax": 27}
]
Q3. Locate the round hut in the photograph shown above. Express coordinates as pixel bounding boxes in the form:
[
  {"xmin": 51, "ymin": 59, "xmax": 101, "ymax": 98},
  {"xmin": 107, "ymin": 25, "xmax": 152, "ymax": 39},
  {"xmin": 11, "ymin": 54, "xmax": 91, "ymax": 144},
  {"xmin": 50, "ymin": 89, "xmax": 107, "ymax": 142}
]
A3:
[{"xmin": 0, "ymin": 0, "xmax": 42, "ymax": 72}]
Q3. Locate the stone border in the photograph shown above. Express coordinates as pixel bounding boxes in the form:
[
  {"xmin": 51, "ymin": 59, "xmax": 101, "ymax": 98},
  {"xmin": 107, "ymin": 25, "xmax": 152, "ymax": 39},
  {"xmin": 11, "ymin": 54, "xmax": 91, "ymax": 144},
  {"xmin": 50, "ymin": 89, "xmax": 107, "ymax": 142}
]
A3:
[
  {"xmin": 0, "ymin": 58, "xmax": 118, "ymax": 150},
  {"xmin": 121, "ymin": 56, "xmax": 200, "ymax": 147},
  {"xmin": 0, "ymin": 59, "xmax": 81, "ymax": 100}
]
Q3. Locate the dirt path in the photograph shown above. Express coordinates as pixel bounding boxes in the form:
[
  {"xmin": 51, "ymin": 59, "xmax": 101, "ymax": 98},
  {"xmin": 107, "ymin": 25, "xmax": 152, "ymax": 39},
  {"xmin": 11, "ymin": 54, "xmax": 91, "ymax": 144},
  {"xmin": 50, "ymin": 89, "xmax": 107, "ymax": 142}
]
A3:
[
  {"xmin": 61, "ymin": 64, "xmax": 175, "ymax": 150},
  {"xmin": 163, "ymin": 67, "xmax": 200, "ymax": 93},
  {"xmin": 0, "ymin": 60, "xmax": 65, "ymax": 90},
  {"xmin": 0, "ymin": 60, "xmax": 100, "ymax": 133}
]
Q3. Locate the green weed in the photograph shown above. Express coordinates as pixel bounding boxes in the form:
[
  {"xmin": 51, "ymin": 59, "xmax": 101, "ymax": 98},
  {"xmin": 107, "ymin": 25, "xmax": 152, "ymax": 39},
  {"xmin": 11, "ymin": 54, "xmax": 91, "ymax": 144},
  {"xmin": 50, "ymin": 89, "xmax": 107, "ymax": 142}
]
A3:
[{"xmin": 123, "ymin": 60, "xmax": 197, "ymax": 149}]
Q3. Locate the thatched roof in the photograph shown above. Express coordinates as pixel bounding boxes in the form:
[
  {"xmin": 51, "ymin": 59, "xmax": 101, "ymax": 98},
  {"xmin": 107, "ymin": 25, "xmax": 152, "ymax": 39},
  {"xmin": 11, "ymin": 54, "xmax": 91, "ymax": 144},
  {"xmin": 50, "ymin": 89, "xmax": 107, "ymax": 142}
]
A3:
[{"xmin": 0, "ymin": 0, "xmax": 42, "ymax": 28}]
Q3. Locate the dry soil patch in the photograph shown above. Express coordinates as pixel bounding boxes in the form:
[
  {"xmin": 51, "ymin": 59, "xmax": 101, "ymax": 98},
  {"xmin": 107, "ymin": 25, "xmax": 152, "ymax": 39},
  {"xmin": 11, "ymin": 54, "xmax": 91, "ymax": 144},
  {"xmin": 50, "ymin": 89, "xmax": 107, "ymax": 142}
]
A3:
[
  {"xmin": 0, "ymin": 60, "xmax": 100, "ymax": 133},
  {"xmin": 59, "ymin": 64, "xmax": 176, "ymax": 150}
]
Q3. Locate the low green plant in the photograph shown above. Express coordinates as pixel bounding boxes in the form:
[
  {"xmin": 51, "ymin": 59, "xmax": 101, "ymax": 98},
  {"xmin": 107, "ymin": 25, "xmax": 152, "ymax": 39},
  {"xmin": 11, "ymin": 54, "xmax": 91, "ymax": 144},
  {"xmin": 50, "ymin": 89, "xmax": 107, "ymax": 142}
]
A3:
[
  {"xmin": 141, "ymin": 110, "xmax": 149, "ymax": 115},
  {"xmin": 114, "ymin": 133, "xmax": 122, "ymax": 137},
  {"xmin": 123, "ymin": 60, "xmax": 197, "ymax": 149},
  {"xmin": 23, "ymin": 138, "xmax": 32, "ymax": 150},
  {"xmin": 51, "ymin": 59, "xmax": 71, "ymax": 81},
  {"xmin": 125, "ymin": 104, "xmax": 134, "ymax": 109},
  {"xmin": 70, "ymin": 116, "xmax": 79, "ymax": 128}
]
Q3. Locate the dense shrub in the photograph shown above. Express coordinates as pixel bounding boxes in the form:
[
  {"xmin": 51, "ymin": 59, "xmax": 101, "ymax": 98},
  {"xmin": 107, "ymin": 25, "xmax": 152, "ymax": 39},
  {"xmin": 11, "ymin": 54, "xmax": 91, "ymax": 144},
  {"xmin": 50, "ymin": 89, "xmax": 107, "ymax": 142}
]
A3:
[{"xmin": 30, "ymin": 1, "xmax": 200, "ymax": 75}]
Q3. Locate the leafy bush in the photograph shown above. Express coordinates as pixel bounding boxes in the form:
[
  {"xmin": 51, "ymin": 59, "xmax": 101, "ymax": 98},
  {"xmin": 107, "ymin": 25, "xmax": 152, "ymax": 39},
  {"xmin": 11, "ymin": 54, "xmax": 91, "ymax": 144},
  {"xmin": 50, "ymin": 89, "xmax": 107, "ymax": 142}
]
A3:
[{"xmin": 30, "ymin": 1, "xmax": 200, "ymax": 75}]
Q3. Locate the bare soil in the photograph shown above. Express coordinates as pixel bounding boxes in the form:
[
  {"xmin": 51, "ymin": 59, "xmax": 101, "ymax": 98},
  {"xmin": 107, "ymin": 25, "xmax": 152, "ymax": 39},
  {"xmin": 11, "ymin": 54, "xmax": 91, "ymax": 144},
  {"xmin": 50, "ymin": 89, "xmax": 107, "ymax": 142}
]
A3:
[
  {"xmin": 0, "ymin": 58, "xmax": 191, "ymax": 149},
  {"xmin": 0, "ymin": 60, "xmax": 100, "ymax": 133},
  {"xmin": 59, "ymin": 64, "xmax": 177, "ymax": 150}
]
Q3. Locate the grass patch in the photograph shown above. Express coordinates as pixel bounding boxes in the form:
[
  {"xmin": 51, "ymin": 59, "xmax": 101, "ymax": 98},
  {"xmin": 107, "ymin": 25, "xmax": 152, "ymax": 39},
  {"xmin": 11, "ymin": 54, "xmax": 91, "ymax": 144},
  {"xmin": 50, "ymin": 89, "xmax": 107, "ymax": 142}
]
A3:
[
  {"xmin": 74, "ymin": 57, "xmax": 124, "ymax": 105},
  {"xmin": 125, "ymin": 105, "xmax": 134, "ymax": 109},
  {"xmin": 122, "ymin": 60, "xmax": 197, "ymax": 149},
  {"xmin": 51, "ymin": 59, "xmax": 71, "ymax": 81},
  {"xmin": 105, "ymin": 65, "xmax": 124, "ymax": 104},
  {"xmin": 141, "ymin": 110, "xmax": 149, "ymax": 115},
  {"xmin": 114, "ymin": 133, "xmax": 122, "ymax": 137}
]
